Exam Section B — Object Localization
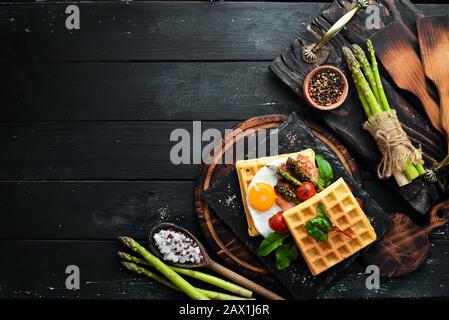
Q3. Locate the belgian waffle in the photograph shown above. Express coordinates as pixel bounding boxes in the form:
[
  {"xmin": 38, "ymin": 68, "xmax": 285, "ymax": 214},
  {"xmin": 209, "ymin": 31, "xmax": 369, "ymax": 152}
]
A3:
[
  {"xmin": 235, "ymin": 149, "xmax": 316, "ymax": 237},
  {"xmin": 282, "ymin": 178, "xmax": 377, "ymax": 275}
]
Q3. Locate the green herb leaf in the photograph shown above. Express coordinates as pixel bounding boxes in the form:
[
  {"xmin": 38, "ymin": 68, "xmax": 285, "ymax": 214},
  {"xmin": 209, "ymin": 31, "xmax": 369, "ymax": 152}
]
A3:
[
  {"xmin": 305, "ymin": 218, "xmax": 331, "ymax": 242},
  {"xmin": 305, "ymin": 203, "xmax": 333, "ymax": 242},
  {"xmin": 316, "ymin": 155, "xmax": 333, "ymax": 189},
  {"xmin": 258, "ymin": 232, "xmax": 289, "ymax": 257},
  {"xmin": 275, "ymin": 242, "xmax": 299, "ymax": 270},
  {"xmin": 316, "ymin": 203, "xmax": 331, "ymax": 223}
]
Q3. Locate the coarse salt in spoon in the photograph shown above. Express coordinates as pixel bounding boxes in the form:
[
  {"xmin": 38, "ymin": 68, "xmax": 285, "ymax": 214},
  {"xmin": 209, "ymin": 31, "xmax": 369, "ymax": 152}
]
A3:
[{"xmin": 149, "ymin": 223, "xmax": 285, "ymax": 300}]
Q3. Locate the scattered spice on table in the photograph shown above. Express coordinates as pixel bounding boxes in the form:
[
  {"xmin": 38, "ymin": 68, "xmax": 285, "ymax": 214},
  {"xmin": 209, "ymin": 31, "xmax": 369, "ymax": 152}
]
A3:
[
  {"xmin": 308, "ymin": 69, "xmax": 344, "ymax": 106},
  {"xmin": 153, "ymin": 229, "xmax": 204, "ymax": 264}
]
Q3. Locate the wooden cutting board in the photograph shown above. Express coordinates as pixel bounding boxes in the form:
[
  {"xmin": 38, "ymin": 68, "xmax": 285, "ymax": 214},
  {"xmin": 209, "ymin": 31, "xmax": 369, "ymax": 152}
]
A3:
[
  {"xmin": 201, "ymin": 113, "xmax": 391, "ymax": 299},
  {"xmin": 418, "ymin": 15, "xmax": 449, "ymax": 146},
  {"xmin": 370, "ymin": 22, "xmax": 443, "ymax": 135},
  {"xmin": 195, "ymin": 114, "xmax": 362, "ymax": 282},
  {"xmin": 270, "ymin": 0, "xmax": 448, "ymax": 219}
]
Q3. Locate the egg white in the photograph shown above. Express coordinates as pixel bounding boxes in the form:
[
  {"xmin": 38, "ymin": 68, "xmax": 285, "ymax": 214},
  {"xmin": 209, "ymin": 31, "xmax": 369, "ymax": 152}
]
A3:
[{"xmin": 246, "ymin": 157, "xmax": 288, "ymax": 237}]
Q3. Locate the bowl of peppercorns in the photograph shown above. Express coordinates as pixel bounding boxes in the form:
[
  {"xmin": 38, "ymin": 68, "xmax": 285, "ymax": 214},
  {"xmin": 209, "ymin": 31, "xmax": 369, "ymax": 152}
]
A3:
[{"xmin": 303, "ymin": 65, "xmax": 348, "ymax": 111}]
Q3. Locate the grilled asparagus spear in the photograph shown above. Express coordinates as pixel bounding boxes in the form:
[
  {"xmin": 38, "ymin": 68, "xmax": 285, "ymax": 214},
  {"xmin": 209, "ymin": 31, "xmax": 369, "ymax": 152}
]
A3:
[
  {"xmin": 267, "ymin": 165, "xmax": 302, "ymax": 187},
  {"xmin": 275, "ymin": 181, "xmax": 300, "ymax": 204},
  {"xmin": 286, "ymin": 157, "xmax": 322, "ymax": 191}
]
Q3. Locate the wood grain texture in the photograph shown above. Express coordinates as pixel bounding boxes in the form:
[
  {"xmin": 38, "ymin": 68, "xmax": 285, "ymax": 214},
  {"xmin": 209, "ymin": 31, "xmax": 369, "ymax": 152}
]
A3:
[
  {"xmin": 0, "ymin": 62, "xmax": 306, "ymax": 121},
  {"xmin": 0, "ymin": 3, "xmax": 447, "ymax": 62},
  {"xmin": 0, "ymin": 2, "xmax": 323, "ymax": 61},
  {"xmin": 3, "ymin": 179, "xmax": 446, "ymax": 241},
  {"xmin": 0, "ymin": 121, "xmax": 239, "ymax": 180},
  {"xmin": 371, "ymin": 22, "xmax": 443, "ymax": 135},
  {"xmin": 270, "ymin": 0, "xmax": 448, "ymax": 217},
  {"xmin": 418, "ymin": 16, "xmax": 449, "ymax": 146},
  {"xmin": 0, "ymin": 239, "xmax": 447, "ymax": 299},
  {"xmin": 364, "ymin": 199, "xmax": 449, "ymax": 277},
  {"xmin": 0, "ymin": 181, "xmax": 200, "ymax": 240}
]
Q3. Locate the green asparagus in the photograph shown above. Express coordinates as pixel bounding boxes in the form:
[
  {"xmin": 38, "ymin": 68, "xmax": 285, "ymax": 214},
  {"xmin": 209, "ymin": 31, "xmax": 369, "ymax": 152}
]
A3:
[
  {"xmin": 286, "ymin": 157, "xmax": 321, "ymax": 191},
  {"xmin": 275, "ymin": 181, "xmax": 300, "ymax": 204},
  {"xmin": 367, "ymin": 39, "xmax": 390, "ymax": 111},
  {"xmin": 118, "ymin": 251, "xmax": 253, "ymax": 298},
  {"xmin": 352, "ymin": 43, "xmax": 380, "ymax": 102},
  {"xmin": 343, "ymin": 41, "xmax": 425, "ymax": 185},
  {"xmin": 267, "ymin": 165, "xmax": 302, "ymax": 187},
  {"xmin": 121, "ymin": 261, "xmax": 250, "ymax": 300},
  {"xmin": 118, "ymin": 236, "xmax": 210, "ymax": 300}
]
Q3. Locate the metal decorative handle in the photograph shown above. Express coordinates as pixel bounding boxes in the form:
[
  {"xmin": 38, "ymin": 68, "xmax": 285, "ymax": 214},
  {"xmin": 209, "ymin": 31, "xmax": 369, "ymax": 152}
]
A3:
[{"xmin": 302, "ymin": 0, "xmax": 369, "ymax": 63}]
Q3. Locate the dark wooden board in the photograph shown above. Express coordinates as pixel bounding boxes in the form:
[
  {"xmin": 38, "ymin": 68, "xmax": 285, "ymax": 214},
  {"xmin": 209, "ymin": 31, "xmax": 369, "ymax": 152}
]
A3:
[
  {"xmin": 0, "ymin": 2, "xmax": 323, "ymax": 62},
  {"xmin": 202, "ymin": 113, "xmax": 391, "ymax": 299},
  {"xmin": 0, "ymin": 121, "xmax": 242, "ymax": 180},
  {"xmin": 3, "ymin": 179, "xmax": 448, "ymax": 241},
  {"xmin": 0, "ymin": 62, "xmax": 306, "ymax": 121},
  {"xmin": 195, "ymin": 114, "xmax": 361, "ymax": 282},
  {"xmin": 270, "ymin": 0, "xmax": 448, "ymax": 218},
  {"xmin": 0, "ymin": 179, "xmax": 446, "ymax": 240},
  {"xmin": 0, "ymin": 181, "xmax": 201, "ymax": 240},
  {"xmin": 0, "ymin": 3, "xmax": 447, "ymax": 62},
  {"xmin": 1, "ymin": 239, "xmax": 448, "ymax": 299}
]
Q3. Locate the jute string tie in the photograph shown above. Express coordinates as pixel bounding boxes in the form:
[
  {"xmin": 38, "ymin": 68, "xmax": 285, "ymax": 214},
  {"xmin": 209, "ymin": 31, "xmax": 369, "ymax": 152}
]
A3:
[{"xmin": 363, "ymin": 110, "xmax": 423, "ymax": 179}]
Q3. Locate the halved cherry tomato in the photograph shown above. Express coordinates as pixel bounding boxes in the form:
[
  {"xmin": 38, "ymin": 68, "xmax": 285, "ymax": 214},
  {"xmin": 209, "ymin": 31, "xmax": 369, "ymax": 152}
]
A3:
[
  {"xmin": 295, "ymin": 182, "xmax": 316, "ymax": 201},
  {"xmin": 269, "ymin": 212, "xmax": 288, "ymax": 233}
]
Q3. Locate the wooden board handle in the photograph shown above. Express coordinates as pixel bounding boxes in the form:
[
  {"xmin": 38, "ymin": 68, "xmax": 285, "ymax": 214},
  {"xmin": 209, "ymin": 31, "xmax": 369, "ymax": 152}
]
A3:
[
  {"xmin": 427, "ymin": 198, "xmax": 449, "ymax": 231},
  {"xmin": 208, "ymin": 259, "xmax": 285, "ymax": 300},
  {"xmin": 439, "ymin": 89, "xmax": 449, "ymax": 150}
]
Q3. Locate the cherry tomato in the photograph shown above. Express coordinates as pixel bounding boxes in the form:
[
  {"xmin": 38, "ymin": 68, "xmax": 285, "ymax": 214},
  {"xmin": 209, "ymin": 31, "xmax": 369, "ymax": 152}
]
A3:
[
  {"xmin": 356, "ymin": 197, "xmax": 364, "ymax": 210},
  {"xmin": 295, "ymin": 182, "xmax": 317, "ymax": 201},
  {"xmin": 345, "ymin": 182, "xmax": 353, "ymax": 193},
  {"xmin": 269, "ymin": 212, "xmax": 288, "ymax": 233}
]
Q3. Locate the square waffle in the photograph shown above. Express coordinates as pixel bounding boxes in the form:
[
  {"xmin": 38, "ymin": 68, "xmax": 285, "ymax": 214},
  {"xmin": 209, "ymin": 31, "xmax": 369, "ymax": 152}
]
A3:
[
  {"xmin": 282, "ymin": 178, "xmax": 377, "ymax": 275},
  {"xmin": 235, "ymin": 149, "xmax": 316, "ymax": 237}
]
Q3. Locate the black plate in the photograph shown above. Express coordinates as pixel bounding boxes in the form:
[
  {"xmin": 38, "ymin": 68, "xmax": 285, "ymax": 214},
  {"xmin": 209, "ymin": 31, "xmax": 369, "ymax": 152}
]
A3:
[{"xmin": 202, "ymin": 112, "xmax": 392, "ymax": 299}]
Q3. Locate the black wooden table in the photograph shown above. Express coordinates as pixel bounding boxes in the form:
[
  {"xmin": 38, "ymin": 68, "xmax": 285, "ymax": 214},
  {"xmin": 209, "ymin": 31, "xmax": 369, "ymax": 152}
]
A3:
[{"xmin": 1, "ymin": 1, "xmax": 448, "ymax": 300}]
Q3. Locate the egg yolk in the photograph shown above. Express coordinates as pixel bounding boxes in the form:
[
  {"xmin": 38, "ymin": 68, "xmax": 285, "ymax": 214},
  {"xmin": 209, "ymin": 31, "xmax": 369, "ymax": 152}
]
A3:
[{"xmin": 248, "ymin": 183, "xmax": 276, "ymax": 212}]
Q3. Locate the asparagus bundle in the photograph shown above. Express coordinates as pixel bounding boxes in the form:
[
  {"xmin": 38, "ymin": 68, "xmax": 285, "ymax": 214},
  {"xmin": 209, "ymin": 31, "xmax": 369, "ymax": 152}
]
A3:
[
  {"xmin": 118, "ymin": 236, "xmax": 209, "ymax": 300},
  {"xmin": 343, "ymin": 40, "xmax": 425, "ymax": 187},
  {"xmin": 118, "ymin": 251, "xmax": 253, "ymax": 299},
  {"xmin": 121, "ymin": 261, "xmax": 251, "ymax": 300}
]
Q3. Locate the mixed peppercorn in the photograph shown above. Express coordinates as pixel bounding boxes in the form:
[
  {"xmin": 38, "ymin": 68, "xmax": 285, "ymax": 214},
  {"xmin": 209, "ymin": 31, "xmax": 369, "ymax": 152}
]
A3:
[{"xmin": 308, "ymin": 69, "xmax": 344, "ymax": 107}]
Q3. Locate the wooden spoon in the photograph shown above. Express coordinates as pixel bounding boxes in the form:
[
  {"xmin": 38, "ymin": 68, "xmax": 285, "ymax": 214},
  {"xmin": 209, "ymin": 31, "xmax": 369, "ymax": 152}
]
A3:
[
  {"xmin": 417, "ymin": 16, "xmax": 449, "ymax": 149},
  {"xmin": 149, "ymin": 223, "xmax": 285, "ymax": 300},
  {"xmin": 363, "ymin": 199, "xmax": 449, "ymax": 277},
  {"xmin": 370, "ymin": 22, "xmax": 443, "ymax": 135}
]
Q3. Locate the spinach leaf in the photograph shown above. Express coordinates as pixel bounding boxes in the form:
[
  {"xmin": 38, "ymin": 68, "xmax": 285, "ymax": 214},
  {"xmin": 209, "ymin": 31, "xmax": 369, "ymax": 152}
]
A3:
[
  {"xmin": 316, "ymin": 203, "xmax": 331, "ymax": 223},
  {"xmin": 305, "ymin": 218, "xmax": 331, "ymax": 242},
  {"xmin": 275, "ymin": 242, "xmax": 299, "ymax": 270},
  {"xmin": 316, "ymin": 155, "xmax": 333, "ymax": 189},
  {"xmin": 305, "ymin": 203, "xmax": 333, "ymax": 242},
  {"xmin": 258, "ymin": 232, "xmax": 289, "ymax": 257}
]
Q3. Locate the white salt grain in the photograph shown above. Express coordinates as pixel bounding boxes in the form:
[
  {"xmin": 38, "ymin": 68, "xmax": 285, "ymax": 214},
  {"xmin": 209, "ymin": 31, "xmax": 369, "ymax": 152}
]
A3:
[{"xmin": 154, "ymin": 229, "xmax": 203, "ymax": 264}]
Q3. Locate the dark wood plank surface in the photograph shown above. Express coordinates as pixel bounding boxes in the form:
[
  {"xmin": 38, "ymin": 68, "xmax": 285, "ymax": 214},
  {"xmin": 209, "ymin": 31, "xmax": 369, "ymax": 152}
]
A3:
[
  {"xmin": 0, "ymin": 240, "xmax": 448, "ymax": 299},
  {"xmin": 1, "ymin": 1, "xmax": 448, "ymax": 299},
  {"xmin": 0, "ymin": 3, "xmax": 447, "ymax": 62},
  {"xmin": 0, "ymin": 62, "xmax": 305, "ymax": 121}
]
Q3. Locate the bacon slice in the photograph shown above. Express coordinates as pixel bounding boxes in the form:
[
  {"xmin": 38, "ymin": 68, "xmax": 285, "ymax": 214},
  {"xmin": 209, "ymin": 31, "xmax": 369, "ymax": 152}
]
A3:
[{"xmin": 276, "ymin": 196, "xmax": 296, "ymax": 211}]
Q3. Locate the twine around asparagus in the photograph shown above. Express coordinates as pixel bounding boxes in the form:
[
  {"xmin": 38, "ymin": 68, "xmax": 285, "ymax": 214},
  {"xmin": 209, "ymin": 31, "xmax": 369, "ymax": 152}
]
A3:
[{"xmin": 363, "ymin": 110, "xmax": 423, "ymax": 179}]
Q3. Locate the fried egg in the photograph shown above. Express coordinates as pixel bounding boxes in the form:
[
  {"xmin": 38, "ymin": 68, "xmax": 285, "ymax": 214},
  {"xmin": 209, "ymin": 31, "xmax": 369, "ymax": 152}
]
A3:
[{"xmin": 246, "ymin": 158, "xmax": 287, "ymax": 237}]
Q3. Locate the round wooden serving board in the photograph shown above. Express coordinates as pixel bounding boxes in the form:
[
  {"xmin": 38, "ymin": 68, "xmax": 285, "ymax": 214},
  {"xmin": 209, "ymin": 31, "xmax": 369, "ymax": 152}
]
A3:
[{"xmin": 195, "ymin": 114, "xmax": 361, "ymax": 282}]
